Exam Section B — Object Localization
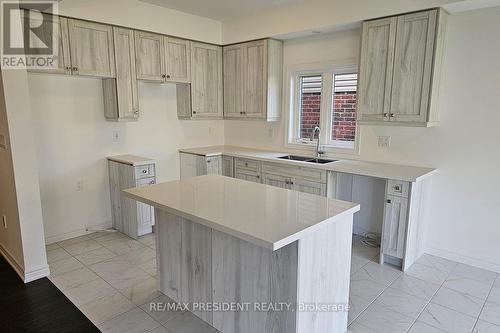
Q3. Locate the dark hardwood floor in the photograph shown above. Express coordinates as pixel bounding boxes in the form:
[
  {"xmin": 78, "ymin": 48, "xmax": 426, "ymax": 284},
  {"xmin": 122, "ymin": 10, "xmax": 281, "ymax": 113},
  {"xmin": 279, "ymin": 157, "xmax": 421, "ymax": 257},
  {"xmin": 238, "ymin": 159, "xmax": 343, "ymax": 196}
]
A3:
[{"xmin": 0, "ymin": 256, "xmax": 100, "ymax": 333}]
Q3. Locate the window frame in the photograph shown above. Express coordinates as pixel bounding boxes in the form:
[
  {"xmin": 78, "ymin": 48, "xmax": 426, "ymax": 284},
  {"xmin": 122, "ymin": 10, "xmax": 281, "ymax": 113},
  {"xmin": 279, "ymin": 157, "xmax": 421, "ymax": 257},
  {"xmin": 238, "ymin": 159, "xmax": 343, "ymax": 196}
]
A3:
[{"xmin": 285, "ymin": 60, "xmax": 361, "ymax": 155}]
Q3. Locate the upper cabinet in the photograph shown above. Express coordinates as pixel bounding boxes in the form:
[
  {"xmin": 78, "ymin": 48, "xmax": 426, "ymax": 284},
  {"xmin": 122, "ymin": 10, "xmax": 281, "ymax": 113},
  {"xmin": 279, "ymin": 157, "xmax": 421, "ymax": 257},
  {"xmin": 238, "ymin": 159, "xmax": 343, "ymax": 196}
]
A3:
[
  {"xmin": 103, "ymin": 27, "xmax": 139, "ymax": 121},
  {"xmin": 135, "ymin": 32, "xmax": 191, "ymax": 83},
  {"xmin": 357, "ymin": 9, "xmax": 447, "ymax": 126},
  {"xmin": 186, "ymin": 42, "xmax": 223, "ymax": 119},
  {"xmin": 67, "ymin": 19, "xmax": 116, "ymax": 78},
  {"xmin": 22, "ymin": 11, "xmax": 72, "ymax": 75},
  {"xmin": 223, "ymin": 39, "xmax": 283, "ymax": 121}
]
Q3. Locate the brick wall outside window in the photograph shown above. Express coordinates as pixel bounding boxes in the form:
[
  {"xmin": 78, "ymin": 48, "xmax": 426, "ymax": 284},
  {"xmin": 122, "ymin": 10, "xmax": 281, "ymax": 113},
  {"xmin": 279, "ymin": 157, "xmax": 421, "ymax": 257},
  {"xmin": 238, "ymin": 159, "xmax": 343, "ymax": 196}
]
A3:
[{"xmin": 300, "ymin": 91, "xmax": 357, "ymax": 141}]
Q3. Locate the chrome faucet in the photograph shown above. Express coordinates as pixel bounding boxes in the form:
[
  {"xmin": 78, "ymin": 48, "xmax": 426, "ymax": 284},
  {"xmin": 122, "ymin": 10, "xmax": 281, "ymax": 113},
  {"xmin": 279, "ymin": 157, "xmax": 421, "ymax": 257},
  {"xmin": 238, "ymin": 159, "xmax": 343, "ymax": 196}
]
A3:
[{"xmin": 310, "ymin": 126, "xmax": 324, "ymax": 158}]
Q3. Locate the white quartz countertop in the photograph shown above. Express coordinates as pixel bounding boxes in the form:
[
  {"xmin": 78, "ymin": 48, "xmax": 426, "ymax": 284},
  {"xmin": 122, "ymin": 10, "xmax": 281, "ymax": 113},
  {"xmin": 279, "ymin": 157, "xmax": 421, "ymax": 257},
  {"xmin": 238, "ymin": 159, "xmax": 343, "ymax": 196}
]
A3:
[
  {"xmin": 123, "ymin": 175, "xmax": 360, "ymax": 251},
  {"xmin": 179, "ymin": 145, "xmax": 437, "ymax": 182},
  {"xmin": 107, "ymin": 154, "xmax": 155, "ymax": 166}
]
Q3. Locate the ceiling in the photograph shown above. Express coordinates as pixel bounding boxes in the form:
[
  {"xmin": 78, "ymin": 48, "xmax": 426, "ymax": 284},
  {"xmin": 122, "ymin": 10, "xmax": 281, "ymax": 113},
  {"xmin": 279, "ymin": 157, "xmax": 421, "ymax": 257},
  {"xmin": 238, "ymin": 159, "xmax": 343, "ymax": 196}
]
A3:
[{"xmin": 139, "ymin": 0, "xmax": 303, "ymax": 21}]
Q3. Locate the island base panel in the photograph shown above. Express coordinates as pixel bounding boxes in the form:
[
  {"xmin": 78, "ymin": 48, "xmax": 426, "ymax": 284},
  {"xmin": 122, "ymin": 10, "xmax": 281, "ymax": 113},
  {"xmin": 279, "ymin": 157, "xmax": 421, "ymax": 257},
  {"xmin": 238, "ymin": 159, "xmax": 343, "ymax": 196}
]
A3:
[{"xmin": 155, "ymin": 209, "xmax": 353, "ymax": 333}]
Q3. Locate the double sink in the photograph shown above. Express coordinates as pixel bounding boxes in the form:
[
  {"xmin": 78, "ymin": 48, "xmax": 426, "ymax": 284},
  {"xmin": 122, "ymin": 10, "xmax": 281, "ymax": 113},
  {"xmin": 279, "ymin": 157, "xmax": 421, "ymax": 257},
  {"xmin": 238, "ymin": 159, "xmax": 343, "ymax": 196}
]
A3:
[{"xmin": 277, "ymin": 155, "xmax": 337, "ymax": 164}]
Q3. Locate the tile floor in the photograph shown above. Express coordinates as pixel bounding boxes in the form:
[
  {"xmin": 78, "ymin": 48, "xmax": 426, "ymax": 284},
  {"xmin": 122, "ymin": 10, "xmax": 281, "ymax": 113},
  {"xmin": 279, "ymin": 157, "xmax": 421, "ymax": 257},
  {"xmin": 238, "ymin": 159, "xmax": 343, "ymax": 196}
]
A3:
[{"xmin": 46, "ymin": 231, "xmax": 500, "ymax": 333}]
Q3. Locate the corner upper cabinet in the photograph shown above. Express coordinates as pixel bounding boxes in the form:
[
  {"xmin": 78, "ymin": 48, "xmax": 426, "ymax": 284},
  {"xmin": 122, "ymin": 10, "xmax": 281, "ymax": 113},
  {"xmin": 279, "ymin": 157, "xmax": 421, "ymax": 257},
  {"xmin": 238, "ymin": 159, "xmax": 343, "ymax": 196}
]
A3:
[
  {"xmin": 357, "ymin": 9, "xmax": 447, "ymax": 126},
  {"xmin": 135, "ymin": 32, "xmax": 191, "ymax": 83},
  {"xmin": 223, "ymin": 39, "xmax": 283, "ymax": 121},
  {"xmin": 22, "ymin": 11, "xmax": 72, "ymax": 75},
  {"xmin": 189, "ymin": 42, "xmax": 223, "ymax": 119},
  {"xmin": 103, "ymin": 27, "xmax": 139, "ymax": 121},
  {"xmin": 67, "ymin": 19, "xmax": 116, "ymax": 78}
]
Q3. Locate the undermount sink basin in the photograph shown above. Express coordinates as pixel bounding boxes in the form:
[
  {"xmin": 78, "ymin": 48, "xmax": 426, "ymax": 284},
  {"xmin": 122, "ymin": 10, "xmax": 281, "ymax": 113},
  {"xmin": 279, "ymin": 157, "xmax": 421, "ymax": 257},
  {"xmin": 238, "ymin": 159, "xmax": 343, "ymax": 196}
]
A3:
[{"xmin": 277, "ymin": 155, "xmax": 337, "ymax": 164}]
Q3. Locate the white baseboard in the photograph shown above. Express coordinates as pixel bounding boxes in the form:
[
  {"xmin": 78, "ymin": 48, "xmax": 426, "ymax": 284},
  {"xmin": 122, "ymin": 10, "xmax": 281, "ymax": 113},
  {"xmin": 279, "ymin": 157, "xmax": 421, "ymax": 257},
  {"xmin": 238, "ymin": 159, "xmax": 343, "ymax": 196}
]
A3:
[
  {"xmin": 1, "ymin": 241, "xmax": 50, "ymax": 282},
  {"xmin": 0, "ymin": 242, "xmax": 25, "ymax": 280},
  {"xmin": 425, "ymin": 246, "xmax": 500, "ymax": 274},
  {"xmin": 45, "ymin": 222, "xmax": 112, "ymax": 245},
  {"xmin": 24, "ymin": 265, "xmax": 50, "ymax": 283}
]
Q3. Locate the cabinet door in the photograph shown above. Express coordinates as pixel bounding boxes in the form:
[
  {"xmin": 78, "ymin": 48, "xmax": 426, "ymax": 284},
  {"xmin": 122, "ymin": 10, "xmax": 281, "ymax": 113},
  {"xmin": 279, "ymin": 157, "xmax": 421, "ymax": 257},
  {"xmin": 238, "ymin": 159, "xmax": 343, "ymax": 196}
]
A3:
[
  {"xmin": 206, "ymin": 156, "xmax": 222, "ymax": 175},
  {"xmin": 382, "ymin": 195, "xmax": 408, "ymax": 259},
  {"xmin": 135, "ymin": 31, "xmax": 165, "ymax": 82},
  {"xmin": 262, "ymin": 173, "xmax": 290, "ymax": 189},
  {"xmin": 222, "ymin": 156, "xmax": 234, "ymax": 177},
  {"xmin": 190, "ymin": 42, "xmax": 223, "ymax": 118},
  {"xmin": 23, "ymin": 11, "xmax": 71, "ymax": 74},
  {"xmin": 245, "ymin": 40, "xmax": 267, "ymax": 118},
  {"xmin": 103, "ymin": 27, "xmax": 139, "ymax": 120},
  {"xmin": 390, "ymin": 10, "xmax": 437, "ymax": 123},
  {"xmin": 68, "ymin": 19, "xmax": 115, "ymax": 77},
  {"xmin": 223, "ymin": 44, "xmax": 245, "ymax": 118},
  {"xmin": 136, "ymin": 177, "xmax": 155, "ymax": 236},
  {"xmin": 290, "ymin": 179, "xmax": 326, "ymax": 196},
  {"xmin": 234, "ymin": 171, "xmax": 261, "ymax": 183},
  {"xmin": 164, "ymin": 37, "xmax": 190, "ymax": 83},
  {"xmin": 357, "ymin": 17, "xmax": 397, "ymax": 121},
  {"xmin": 180, "ymin": 153, "xmax": 207, "ymax": 179}
]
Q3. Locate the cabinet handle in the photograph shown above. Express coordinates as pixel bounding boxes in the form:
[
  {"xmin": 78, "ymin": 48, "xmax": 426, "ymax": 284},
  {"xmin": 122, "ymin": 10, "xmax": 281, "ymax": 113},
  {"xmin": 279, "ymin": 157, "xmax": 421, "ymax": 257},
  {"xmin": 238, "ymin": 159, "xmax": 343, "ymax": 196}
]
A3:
[
  {"xmin": 134, "ymin": 110, "xmax": 139, "ymax": 115},
  {"xmin": 150, "ymin": 180, "xmax": 155, "ymax": 185},
  {"xmin": 72, "ymin": 67, "xmax": 78, "ymax": 71},
  {"xmin": 65, "ymin": 66, "xmax": 71, "ymax": 71},
  {"xmin": 390, "ymin": 113, "xmax": 395, "ymax": 118},
  {"xmin": 166, "ymin": 74, "xmax": 171, "ymax": 79},
  {"xmin": 161, "ymin": 74, "xmax": 166, "ymax": 78},
  {"xmin": 257, "ymin": 175, "xmax": 260, "ymax": 179},
  {"xmin": 142, "ymin": 170, "xmax": 147, "ymax": 174},
  {"xmin": 290, "ymin": 181, "xmax": 294, "ymax": 185},
  {"xmin": 207, "ymin": 160, "xmax": 211, "ymax": 163},
  {"xmin": 192, "ymin": 111, "xmax": 197, "ymax": 114},
  {"xmin": 387, "ymin": 199, "xmax": 392, "ymax": 204},
  {"xmin": 394, "ymin": 185, "xmax": 401, "ymax": 191},
  {"xmin": 383, "ymin": 113, "xmax": 388, "ymax": 118},
  {"xmin": 245, "ymin": 162, "xmax": 248, "ymax": 167}
]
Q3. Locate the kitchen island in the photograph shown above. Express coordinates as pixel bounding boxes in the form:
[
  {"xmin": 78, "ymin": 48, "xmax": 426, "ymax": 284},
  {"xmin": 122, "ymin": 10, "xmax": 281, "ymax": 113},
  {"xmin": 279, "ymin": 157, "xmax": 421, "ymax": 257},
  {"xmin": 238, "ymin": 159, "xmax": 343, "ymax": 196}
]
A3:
[{"xmin": 124, "ymin": 175, "xmax": 360, "ymax": 333}]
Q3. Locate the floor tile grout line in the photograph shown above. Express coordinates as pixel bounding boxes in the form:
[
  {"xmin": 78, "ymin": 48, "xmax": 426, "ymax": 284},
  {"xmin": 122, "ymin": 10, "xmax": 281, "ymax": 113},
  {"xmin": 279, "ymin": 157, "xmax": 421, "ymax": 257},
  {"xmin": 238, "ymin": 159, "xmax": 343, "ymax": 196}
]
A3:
[
  {"xmin": 406, "ymin": 258, "xmax": 466, "ymax": 333},
  {"xmin": 470, "ymin": 280, "xmax": 496, "ymax": 331},
  {"xmin": 55, "ymin": 233, "xmax": 163, "ymax": 329}
]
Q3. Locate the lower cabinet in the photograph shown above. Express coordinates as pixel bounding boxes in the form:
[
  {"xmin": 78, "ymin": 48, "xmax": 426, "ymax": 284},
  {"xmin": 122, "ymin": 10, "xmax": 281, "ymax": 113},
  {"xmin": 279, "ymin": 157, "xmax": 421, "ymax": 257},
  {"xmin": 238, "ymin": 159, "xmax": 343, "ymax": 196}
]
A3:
[
  {"xmin": 234, "ymin": 158, "xmax": 262, "ymax": 183},
  {"xmin": 108, "ymin": 159, "xmax": 156, "ymax": 239},
  {"xmin": 222, "ymin": 156, "xmax": 234, "ymax": 177},
  {"xmin": 382, "ymin": 195, "xmax": 408, "ymax": 259},
  {"xmin": 262, "ymin": 172, "xmax": 326, "ymax": 195},
  {"xmin": 180, "ymin": 152, "xmax": 222, "ymax": 178}
]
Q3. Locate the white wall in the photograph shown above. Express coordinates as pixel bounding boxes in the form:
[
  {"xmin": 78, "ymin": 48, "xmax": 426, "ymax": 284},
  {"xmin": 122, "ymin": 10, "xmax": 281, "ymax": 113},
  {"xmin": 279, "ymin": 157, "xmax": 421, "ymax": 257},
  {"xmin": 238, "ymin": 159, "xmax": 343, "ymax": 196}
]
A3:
[
  {"xmin": 225, "ymin": 7, "xmax": 500, "ymax": 272},
  {"xmin": 221, "ymin": 0, "xmax": 459, "ymax": 43},
  {"xmin": 28, "ymin": 75, "xmax": 224, "ymax": 243},
  {"xmin": 59, "ymin": 0, "xmax": 222, "ymax": 44},
  {"xmin": 0, "ymin": 71, "xmax": 25, "ymax": 277},
  {"xmin": 1, "ymin": 68, "xmax": 48, "ymax": 282}
]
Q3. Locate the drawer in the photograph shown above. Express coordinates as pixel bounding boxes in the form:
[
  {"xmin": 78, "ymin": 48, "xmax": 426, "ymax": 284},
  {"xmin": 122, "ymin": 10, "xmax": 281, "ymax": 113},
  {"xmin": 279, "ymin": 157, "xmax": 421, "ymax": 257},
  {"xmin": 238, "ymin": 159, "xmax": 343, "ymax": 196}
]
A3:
[
  {"xmin": 262, "ymin": 162, "xmax": 326, "ymax": 183},
  {"xmin": 387, "ymin": 179, "xmax": 410, "ymax": 198},
  {"xmin": 135, "ymin": 164, "xmax": 155, "ymax": 179},
  {"xmin": 136, "ymin": 177, "xmax": 156, "ymax": 187},
  {"xmin": 234, "ymin": 158, "xmax": 261, "ymax": 173}
]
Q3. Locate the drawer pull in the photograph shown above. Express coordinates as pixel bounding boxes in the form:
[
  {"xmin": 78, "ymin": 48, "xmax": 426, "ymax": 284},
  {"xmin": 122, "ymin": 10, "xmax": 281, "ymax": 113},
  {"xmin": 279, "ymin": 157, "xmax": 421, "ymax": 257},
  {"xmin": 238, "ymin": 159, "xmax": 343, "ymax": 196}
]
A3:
[
  {"xmin": 142, "ymin": 170, "xmax": 148, "ymax": 174},
  {"xmin": 150, "ymin": 180, "xmax": 155, "ymax": 185},
  {"xmin": 387, "ymin": 199, "xmax": 392, "ymax": 204}
]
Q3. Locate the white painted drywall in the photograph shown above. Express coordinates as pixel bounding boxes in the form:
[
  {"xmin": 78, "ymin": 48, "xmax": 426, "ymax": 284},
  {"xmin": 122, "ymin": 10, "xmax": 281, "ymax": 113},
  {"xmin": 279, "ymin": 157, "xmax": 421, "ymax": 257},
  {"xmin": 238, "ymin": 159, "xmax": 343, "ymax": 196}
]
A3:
[
  {"xmin": 28, "ymin": 75, "xmax": 224, "ymax": 243},
  {"xmin": 221, "ymin": 0, "xmax": 460, "ymax": 44},
  {"xmin": 59, "ymin": 0, "xmax": 222, "ymax": 44},
  {"xmin": 225, "ymin": 7, "xmax": 500, "ymax": 272},
  {"xmin": 1, "ymin": 68, "xmax": 49, "ymax": 281},
  {"xmin": 0, "ymin": 71, "xmax": 25, "ymax": 277}
]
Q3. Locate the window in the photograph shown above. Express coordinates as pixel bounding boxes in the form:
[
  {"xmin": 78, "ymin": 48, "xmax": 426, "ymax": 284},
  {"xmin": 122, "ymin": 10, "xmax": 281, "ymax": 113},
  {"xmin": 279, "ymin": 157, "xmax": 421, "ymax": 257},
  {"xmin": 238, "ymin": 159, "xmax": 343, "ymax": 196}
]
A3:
[{"xmin": 287, "ymin": 63, "xmax": 359, "ymax": 154}]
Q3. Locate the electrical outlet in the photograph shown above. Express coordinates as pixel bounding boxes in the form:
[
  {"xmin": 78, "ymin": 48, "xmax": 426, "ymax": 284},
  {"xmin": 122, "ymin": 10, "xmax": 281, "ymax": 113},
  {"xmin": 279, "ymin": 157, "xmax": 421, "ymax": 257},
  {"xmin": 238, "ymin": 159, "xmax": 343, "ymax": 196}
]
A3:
[
  {"xmin": 378, "ymin": 136, "xmax": 392, "ymax": 148},
  {"xmin": 2, "ymin": 214, "xmax": 6, "ymax": 229},
  {"xmin": 112, "ymin": 131, "xmax": 120, "ymax": 141},
  {"xmin": 76, "ymin": 181, "xmax": 84, "ymax": 192}
]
